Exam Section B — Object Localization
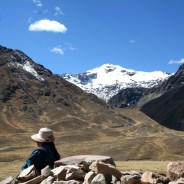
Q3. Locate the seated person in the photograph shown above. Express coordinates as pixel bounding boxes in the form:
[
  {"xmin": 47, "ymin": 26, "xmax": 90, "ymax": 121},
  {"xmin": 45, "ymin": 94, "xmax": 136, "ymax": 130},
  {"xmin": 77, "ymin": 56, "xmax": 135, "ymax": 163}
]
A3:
[{"xmin": 21, "ymin": 127, "xmax": 60, "ymax": 174}]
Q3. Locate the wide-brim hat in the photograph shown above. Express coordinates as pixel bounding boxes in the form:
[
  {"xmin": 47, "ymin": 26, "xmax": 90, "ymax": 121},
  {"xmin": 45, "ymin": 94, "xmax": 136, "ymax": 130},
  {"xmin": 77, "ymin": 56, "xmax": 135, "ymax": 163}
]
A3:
[{"xmin": 31, "ymin": 128, "xmax": 55, "ymax": 143}]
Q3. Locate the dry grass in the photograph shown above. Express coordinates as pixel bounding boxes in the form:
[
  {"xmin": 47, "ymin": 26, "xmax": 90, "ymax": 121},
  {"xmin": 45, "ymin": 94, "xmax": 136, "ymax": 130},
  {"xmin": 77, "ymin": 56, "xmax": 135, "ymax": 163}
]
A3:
[
  {"xmin": 115, "ymin": 160, "xmax": 171, "ymax": 174},
  {"xmin": 0, "ymin": 160, "xmax": 22, "ymax": 180}
]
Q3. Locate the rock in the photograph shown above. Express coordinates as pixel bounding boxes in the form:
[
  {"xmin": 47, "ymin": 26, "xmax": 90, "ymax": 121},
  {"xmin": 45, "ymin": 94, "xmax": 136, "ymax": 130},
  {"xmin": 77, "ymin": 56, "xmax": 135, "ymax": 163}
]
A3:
[
  {"xmin": 91, "ymin": 173, "xmax": 106, "ymax": 184},
  {"xmin": 121, "ymin": 174, "xmax": 141, "ymax": 184},
  {"xmin": 141, "ymin": 171, "xmax": 170, "ymax": 184},
  {"xmin": 40, "ymin": 176, "xmax": 55, "ymax": 184},
  {"xmin": 89, "ymin": 161, "xmax": 122, "ymax": 180},
  {"xmin": 55, "ymin": 155, "xmax": 115, "ymax": 169},
  {"xmin": 0, "ymin": 176, "xmax": 16, "ymax": 184},
  {"xmin": 55, "ymin": 155, "xmax": 86, "ymax": 166},
  {"xmin": 167, "ymin": 162, "xmax": 184, "ymax": 181},
  {"xmin": 83, "ymin": 171, "xmax": 97, "ymax": 184},
  {"xmin": 51, "ymin": 166, "xmax": 67, "ymax": 181},
  {"xmin": 53, "ymin": 180, "xmax": 80, "ymax": 184},
  {"xmin": 17, "ymin": 165, "xmax": 39, "ymax": 182},
  {"xmin": 22, "ymin": 175, "xmax": 43, "ymax": 184},
  {"xmin": 120, "ymin": 171, "xmax": 142, "ymax": 184},
  {"xmin": 41, "ymin": 166, "xmax": 52, "ymax": 177},
  {"xmin": 121, "ymin": 171, "xmax": 142, "ymax": 176},
  {"xmin": 65, "ymin": 168, "xmax": 85, "ymax": 180},
  {"xmin": 169, "ymin": 177, "xmax": 184, "ymax": 184}
]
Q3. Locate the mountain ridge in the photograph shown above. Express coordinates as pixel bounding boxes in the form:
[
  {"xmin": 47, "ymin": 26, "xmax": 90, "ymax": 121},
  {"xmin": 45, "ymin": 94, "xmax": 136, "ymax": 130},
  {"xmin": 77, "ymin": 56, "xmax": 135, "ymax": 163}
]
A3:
[{"xmin": 141, "ymin": 63, "xmax": 184, "ymax": 131}]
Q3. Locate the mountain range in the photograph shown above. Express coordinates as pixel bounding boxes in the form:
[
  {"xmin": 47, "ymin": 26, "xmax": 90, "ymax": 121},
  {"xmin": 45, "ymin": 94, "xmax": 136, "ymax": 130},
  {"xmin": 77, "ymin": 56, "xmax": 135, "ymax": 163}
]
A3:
[
  {"xmin": 0, "ymin": 45, "xmax": 184, "ymax": 163},
  {"xmin": 62, "ymin": 64, "xmax": 173, "ymax": 102},
  {"xmin": 62, "ymin": 63, "xmax": 184, "ymax": 131}
]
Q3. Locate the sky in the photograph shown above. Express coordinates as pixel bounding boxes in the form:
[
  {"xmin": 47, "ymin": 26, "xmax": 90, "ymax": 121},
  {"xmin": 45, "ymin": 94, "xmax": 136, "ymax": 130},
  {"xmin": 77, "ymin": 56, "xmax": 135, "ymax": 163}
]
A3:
[{"xmin": 0, "ymin": 0, "xmax": 184, "ymax": 74}]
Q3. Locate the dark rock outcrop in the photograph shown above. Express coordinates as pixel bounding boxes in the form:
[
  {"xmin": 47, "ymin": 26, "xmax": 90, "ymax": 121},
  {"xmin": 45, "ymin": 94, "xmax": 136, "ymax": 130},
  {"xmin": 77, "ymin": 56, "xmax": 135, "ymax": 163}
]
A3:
[{"xmin": 108, "ymin": 87, "xmax": 156, "ymax": 108}]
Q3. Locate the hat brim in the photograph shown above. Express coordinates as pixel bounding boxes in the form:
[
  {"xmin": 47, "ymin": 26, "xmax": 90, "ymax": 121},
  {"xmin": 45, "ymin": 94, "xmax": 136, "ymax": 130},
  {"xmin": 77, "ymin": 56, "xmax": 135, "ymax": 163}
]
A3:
[{"xmin": 31, "ymin": 134, "xmax": 49, "ymax": 143}]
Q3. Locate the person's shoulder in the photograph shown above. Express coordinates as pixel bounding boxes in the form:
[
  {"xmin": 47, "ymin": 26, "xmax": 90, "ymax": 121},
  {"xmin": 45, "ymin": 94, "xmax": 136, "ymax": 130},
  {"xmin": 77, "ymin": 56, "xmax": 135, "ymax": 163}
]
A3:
[{"xmin": 31, "ymin": 148, "xmax": 45, "ymax": 156}]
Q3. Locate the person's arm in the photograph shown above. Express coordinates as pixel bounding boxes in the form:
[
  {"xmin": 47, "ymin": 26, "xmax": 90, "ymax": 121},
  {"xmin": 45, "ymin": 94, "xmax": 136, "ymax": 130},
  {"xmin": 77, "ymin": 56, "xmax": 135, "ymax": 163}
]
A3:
[{"xmin": 21, "ymin": 149, "xmax": 42, "ymax": 171}]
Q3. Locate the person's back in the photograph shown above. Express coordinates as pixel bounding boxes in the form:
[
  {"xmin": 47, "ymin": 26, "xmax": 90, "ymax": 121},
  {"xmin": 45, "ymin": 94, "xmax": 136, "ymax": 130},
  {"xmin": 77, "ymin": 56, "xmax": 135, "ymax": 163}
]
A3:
[{"xmin": 21, "ymin": 128, "xmax": 60, "ymax": 174}]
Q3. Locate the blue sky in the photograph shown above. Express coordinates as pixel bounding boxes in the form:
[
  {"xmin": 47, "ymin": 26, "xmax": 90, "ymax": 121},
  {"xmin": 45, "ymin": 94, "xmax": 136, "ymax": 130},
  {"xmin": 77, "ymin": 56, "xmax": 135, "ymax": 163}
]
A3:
[{"xmin": 0, "ymin": 0, "xmax": 184, "ymax": 74}]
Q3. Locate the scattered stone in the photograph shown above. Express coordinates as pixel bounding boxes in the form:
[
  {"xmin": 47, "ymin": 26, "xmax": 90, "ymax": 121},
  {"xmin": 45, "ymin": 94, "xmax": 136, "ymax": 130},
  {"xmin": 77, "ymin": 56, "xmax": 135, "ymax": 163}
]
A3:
[
  {"xmin": 53, "ymin": 180, "xmax": 80, "ymax": 184},
  {"xmin": 22, "ymin": 175, "xmax": 43, "ymax": 184},
  {"xmin": 40, "ymin": 176, "xmax": 55, "ymax": 184},
  {"xmin": 83, "ymin": 171, "xmax": 97, "ymax": 184},
  {"xmin": 51, "ymin": 166, "xmax": 67, "ymax": 181},
  {"xmin": 167, "ymin": 162, "xmax": 184, "ymax": 181},
  {"xmin": 55, "ymin": 155, "xmax": 115, "ymax": 168},
  {"xmin": 4, "ymin": 155, "xmax": 184, "ymax": 184},
  {"xmin": 169, "ymin": 177, "xmax": 184, "ymax": 184},
  {"xmin": 91, "ymin": 173, "xmax": 106, "ymax": 184},
  {"xmin": 55, "ymin": 155, "xmax": 86, "ymax": 167},
  {"xmin": 17, "ymin": 165, "xmax": 39, "ymax": 182},
  {"xmin": 41, "ymin": 166, "xmax": 52, "ymax": 178},
  {"xmin": 141, "ymin": 171, "xmax": 170, "ymax": 184},
  {"xmin": 121, "ymin": 174, "xmax": 141, "ymax": 184},
  {"xmin": 65, "ymin": 168, "xmax": 85, "ymax": 181},
  {"xmin": 89, "ymin": 161, "xmax": 122, "ymax": 180}
]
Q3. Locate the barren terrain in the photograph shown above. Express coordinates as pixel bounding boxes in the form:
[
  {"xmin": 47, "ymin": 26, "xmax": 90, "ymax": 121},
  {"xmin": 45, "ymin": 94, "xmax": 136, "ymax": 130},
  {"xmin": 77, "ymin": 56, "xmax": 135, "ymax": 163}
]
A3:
[{"xmin": 0, "ymin": 109, "xmax": 184, "ymax": 180}]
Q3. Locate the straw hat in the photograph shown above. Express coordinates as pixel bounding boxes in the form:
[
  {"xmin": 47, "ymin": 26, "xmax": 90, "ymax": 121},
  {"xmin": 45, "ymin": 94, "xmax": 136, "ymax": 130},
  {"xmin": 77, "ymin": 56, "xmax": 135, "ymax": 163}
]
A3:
[{"xmin": 31, "ymin": 128, "xmax": 55, "ymax": 142}]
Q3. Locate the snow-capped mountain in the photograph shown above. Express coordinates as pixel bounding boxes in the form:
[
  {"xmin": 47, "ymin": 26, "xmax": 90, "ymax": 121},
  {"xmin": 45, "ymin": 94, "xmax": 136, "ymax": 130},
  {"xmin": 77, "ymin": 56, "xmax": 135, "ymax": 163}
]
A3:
[{"xmin": 61, "ymin": 64, "xmax": 173, "ymax": 101}]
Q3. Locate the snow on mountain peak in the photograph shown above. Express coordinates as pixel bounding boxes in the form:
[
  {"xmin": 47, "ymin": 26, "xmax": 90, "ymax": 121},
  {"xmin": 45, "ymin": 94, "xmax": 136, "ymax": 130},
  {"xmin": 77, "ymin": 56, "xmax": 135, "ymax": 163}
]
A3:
[
  {"xmin": 8, "ymin": 51, "xmax": 44, "ymax": 81},
  {"xmin": 62, "ymin": 64, "xmax": 173, "ymax": 101}
]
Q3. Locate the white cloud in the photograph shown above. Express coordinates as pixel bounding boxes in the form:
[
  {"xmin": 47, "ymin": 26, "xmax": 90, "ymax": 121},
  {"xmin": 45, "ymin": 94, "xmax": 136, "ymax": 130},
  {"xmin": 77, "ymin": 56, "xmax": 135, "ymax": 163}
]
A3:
[
  {"xmin": 54, "ymin": 6, "xmax": 63, "ymax": 16},
  {"xmin": 129, "ymin": 40, "xmax": 135, "ymax": 43},
  {"xmin": 65, "ymin": 42, "xmax": 76, "ymax": 51},
  {"xmin": 33, "ymin": 0, "xmax": 42, "ymax": 7},
  {"xmin": 29, "ymin": 19, "xmax": 67, "ymax": 33},
  {"xmin": 51, "ymin": 47, "xmax": 64, "ymax": 55},
  {"xmin": 168, "ymin": 58, "xmax": 184, "ymax": 64}
]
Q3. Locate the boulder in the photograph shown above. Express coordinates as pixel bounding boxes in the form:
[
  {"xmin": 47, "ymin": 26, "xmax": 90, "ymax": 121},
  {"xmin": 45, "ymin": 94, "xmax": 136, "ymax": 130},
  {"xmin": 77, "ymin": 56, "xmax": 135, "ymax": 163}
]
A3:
[
  {"xmin": 89, "ymin": 161, "xmax": 122, "ymax": 180},
  {"xmin": 54, "ymin": 155, "xmax": 115, "ymax": 169},
  {"xmin": 51, "ymin": 166, "xmax": 67, "ymax": 181},
  {"xmin": 91, "ymin": 173, "xmax": 106, "ymax": 184},
  {"xmin": 65, "ymin": 168, "xmax": 85, "ymax": 181},
  {"xmin": 17, "ymin": 165, "xmax": 39, "ymax": 182},
  {"xmin": 21, "ymin": 175, "xmax": 43, "ymax": 184},
  {"xmin": 167, "ymin": 162, "xmax": 184, "ymax": 181},
  {"xmin": 83, "ymin": 171, "xmax": 97, "ymax": 184},
  {"xmin": 41, "ymin": 166, "xmax": 52, "ymax": 178},
  {"xmin": 0, "ymin": 176, "xmax": 16, "ymax": 184},
  {"xmin": 169, "ymin": 177, "xmax": 184, "ymax": 184},
  {"xmin": 120, "ymin": 171, "xmax": 142, "ymax": 184},
  {"xmin": 121, "ymin": 174, "xmax": 141, "ymax": 184},
  {"xmin": 40, "ymin": 176, "xmax": 55, "ymax": 184},
  {"xmin": 141, "ymin": 171, "xmax": 170, "ymax": 184},
  {"xmin": 53, "ymin": 180, "xmax": 80, "ymax": 184}
]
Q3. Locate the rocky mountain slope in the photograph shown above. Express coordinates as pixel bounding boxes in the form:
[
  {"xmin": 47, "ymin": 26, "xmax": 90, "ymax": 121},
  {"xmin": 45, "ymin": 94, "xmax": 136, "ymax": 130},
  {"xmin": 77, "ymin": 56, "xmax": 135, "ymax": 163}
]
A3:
[
  {"xmin": 108, "ymin": 87, "xmax": 156, "ymax": 108},
  {"xmin": 141, "ymin": 64, "xmax": 184, "ymax": 131},
  {"xmin": 62, "ymin": 64, "xmax": 172, "ymax": 102},
  {"xmin": 0, "ymin": 45, "xmax": 135, "ymax": 135}
]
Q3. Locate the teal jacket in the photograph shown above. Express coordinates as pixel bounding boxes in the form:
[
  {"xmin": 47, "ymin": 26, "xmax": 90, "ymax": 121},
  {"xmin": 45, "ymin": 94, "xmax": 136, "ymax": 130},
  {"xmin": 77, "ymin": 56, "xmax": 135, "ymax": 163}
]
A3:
[{"xmin": 21, "ymin": 145, "xmax": 57, "ymax": 174}]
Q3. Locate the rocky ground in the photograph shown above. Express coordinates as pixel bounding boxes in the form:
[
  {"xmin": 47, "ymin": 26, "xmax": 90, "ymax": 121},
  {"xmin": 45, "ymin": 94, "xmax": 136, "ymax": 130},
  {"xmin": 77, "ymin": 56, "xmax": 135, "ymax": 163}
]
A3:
[{"xmin": 1, "ymin": 155, "xmax": 184, "ymax": 184}]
